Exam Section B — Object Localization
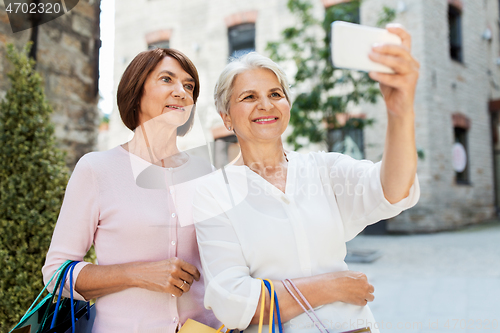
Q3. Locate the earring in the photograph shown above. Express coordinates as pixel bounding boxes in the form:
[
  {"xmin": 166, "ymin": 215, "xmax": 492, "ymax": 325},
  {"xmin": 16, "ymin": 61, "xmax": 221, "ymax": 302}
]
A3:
[{"xmin": 228, "ymin": 126, "xmax": 231, "ymax": 131}]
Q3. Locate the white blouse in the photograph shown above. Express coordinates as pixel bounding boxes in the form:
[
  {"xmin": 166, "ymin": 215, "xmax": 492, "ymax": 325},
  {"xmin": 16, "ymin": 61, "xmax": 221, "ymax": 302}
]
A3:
[{"xmin": 193, "ymin": 151, "xmax": 420, "ymax": 333}]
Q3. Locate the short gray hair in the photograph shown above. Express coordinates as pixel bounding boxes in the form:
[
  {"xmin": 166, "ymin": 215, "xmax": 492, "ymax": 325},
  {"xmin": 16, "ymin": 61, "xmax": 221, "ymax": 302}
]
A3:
[{"xmin": 214, "ymin": 52, "xmax": 292, "ymax": 116}]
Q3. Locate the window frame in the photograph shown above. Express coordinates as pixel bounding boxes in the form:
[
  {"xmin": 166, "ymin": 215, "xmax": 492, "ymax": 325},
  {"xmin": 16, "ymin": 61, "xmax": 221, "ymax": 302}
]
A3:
[
  {"xmin": 448, "ymin": 4, "xmax": 463, "ymax": 63},
  {"xmin": 213, "ymin": 135, "xmax": 239, "ymax": 169},
  {"xmin": 327, "ymin": 126, "xmax": 365, "ymax": 160},
  {"xmin": 147, "ymin": 40, "xmax": 170, "ymax": 50},
  {"xmin": 228, "ymin": 23, "xmax": 256, "ymax": 59}
]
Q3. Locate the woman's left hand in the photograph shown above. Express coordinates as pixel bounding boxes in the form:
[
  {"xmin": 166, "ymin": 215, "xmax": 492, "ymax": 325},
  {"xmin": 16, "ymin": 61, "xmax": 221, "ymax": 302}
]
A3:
[{"xmin": 368, "ymin": 24, "xmax": 420, "ymax": 117}]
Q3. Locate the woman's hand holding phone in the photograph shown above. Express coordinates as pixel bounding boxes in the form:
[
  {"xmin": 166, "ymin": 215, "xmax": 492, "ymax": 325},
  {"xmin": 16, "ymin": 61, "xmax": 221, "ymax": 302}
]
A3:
[{"xmin": 368, "ymin": 24, "xmax": 420, "ymax": 117}]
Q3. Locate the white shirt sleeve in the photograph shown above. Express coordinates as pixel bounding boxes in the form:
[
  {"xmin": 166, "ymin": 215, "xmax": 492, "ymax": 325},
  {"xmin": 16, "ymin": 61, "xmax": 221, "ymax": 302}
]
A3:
[
  {"xmin": 193, "ymin": 182, "xmax": 262, "ymax": 331},
  {"xmin": 316, "ymin": 152, "xmax": 420, "ymax": 241}
]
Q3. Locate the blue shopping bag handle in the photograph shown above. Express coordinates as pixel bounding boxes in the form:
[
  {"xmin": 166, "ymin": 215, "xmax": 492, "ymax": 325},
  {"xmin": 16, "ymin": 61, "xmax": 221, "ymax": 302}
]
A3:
[
  {"xmin": 263, "ymin": 280, "xmax": 283, "ymax": 333},
  {"xmin": 8, "ymin": 260, "xmax": 73, "ymax": 333},
  {"xmin": 229, "ymin": 280, "xmax": 283, "ymax": 333},
  {"xmin": 69, "ymin": 260, "xmax": 89, "ymax": 333},
  {"xmin": 69, "ymin": 262, "xmax": 76, "ymax": 333},
  {"xmin": 51, "ymin": 261, "xmax": 79, "ymax": 329}
]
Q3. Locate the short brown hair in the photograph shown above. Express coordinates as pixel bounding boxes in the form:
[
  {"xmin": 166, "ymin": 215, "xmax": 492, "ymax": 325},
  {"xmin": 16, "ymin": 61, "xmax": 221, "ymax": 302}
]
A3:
[{"xmin": 117, "ymin": 48, "xmax": 200, "ymax": 136}]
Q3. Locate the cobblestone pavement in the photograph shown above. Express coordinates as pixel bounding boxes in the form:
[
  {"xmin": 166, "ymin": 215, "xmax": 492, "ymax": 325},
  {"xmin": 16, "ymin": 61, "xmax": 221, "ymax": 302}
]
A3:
[{"xmin": 346, "ymin": 220, "xmax": 500, "ymax": 333}]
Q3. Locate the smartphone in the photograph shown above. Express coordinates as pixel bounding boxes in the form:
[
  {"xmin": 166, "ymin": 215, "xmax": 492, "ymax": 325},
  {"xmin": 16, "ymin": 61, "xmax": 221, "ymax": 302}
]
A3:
[{"xmin": 331, "ymin": 21, "xmax": 402, "ymax": 74}]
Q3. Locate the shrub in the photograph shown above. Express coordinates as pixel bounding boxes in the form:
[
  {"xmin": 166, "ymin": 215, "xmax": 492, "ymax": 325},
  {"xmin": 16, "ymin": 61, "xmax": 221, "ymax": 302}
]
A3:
[{"xmin": 0, "ymin": 43, "xmax": 69, "ymax": 330}]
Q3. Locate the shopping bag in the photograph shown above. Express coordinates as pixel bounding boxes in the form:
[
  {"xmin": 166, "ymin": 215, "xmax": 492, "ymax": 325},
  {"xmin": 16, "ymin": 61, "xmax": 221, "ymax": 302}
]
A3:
[
  {"xmin": 46, "ymin": 261, "xmax": 95, "ymax": 333},
  {"xmin": 178, "ymin": 278, "xmax": 279, "ymax": 333},
  {"xmin": 43, "ymin": 301, "xmax": 95, "ymax": 333},
  {"xmin": 10, "ymin": 261, "xmax": 95, "ymax": 333},
  {"xmin": 282, "ymin": 279, "xmax": 371, "ymax": 333},
  {"xmin": 10, "ymin": 260, "xmax": 73, "ymax": 333},
  {"xmin": 178, "ymin": 319, "xmax": 225, "ymax": 333}
]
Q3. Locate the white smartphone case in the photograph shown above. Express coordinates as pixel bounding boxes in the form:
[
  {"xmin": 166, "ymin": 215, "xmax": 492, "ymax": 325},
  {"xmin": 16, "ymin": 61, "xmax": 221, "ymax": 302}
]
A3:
[{"xmin": 331, "ymin": 21, "xmax": 402, "ymax": 74}]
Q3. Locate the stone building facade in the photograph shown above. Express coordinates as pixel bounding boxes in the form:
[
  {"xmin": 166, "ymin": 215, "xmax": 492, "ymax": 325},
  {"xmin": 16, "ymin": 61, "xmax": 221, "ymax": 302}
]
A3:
[
  {"xmin": 362, "ymin": 0, "xmax": 499, "ymax": 231},
  {"xmin": 109, "ymin": 0, "xmax": 499, "ymax": 232},
  {"xmin": 0, "ymin": 0, "xmax": 101, "ymax": 169}
]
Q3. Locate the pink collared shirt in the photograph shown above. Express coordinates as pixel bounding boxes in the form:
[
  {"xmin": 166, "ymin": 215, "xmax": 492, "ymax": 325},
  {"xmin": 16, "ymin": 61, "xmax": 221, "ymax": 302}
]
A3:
[{"xmin": 42, "ymin": 146, "xmax": 218, "ymax": 333}]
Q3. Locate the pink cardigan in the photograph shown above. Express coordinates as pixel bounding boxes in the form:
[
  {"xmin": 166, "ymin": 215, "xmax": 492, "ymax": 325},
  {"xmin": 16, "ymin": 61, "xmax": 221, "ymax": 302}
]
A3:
[{"xmin": 42, "ymin": 146, "xmax": 219, "ymax": 333}]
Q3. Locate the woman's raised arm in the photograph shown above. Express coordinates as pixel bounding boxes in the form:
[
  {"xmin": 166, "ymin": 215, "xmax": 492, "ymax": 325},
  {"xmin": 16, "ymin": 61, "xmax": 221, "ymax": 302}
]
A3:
[{"xmin": 368, "ymin": 24, "xmax": 420, "ymax": 204}]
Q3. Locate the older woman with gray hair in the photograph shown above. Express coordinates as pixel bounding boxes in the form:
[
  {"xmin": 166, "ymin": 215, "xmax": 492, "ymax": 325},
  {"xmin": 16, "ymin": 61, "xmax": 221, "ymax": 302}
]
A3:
[{"xmin": 194, "ymin": 25, "xmax": 420, "ymax": 333}]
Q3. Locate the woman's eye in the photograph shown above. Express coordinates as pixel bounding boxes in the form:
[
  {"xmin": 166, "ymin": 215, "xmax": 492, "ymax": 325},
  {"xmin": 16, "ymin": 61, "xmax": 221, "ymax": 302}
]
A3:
[
  {"xmin": 161, "ymin": 76, "xmax": 171, "ymax": 83},
  {"xmin": 184, "ymin": 84, "xmax": 194, "ymax": 91},
  {"xmin": 243, "ymin": 95, "xmax": 254, "ymax": 100},
  {"xmin": 271, "ymin": 92, "xmax": 282, "ymax": 98}
]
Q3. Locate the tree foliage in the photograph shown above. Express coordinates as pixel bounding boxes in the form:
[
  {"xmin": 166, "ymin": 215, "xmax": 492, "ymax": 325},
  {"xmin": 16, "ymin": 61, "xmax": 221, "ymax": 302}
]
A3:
[
  {"xmin": 0, "ymin": 43, "xmax": 69, "ymax": 330},
  {"xmin": 267, "ymin": 0, "xmax": 380, "ymax": 150},
  {"xmin": 377, "ymin": 6, "xmax": 397, "ymax": 27}
]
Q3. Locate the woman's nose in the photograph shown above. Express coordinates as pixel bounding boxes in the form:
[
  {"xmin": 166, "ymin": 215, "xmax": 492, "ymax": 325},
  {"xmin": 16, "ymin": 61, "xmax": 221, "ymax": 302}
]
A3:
[
  {"xmin": 257, "ymin": 97, "xmax": 273, "ymax": 111},
  {"xmin": 172, "ymin": 83, "xmax": 187, "ymax": 99}
]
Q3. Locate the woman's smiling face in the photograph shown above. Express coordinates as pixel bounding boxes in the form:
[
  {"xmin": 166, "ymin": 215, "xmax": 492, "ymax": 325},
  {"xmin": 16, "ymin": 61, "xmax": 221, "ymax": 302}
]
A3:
[
  {"xmin": 138, "ymin": 56, "xmax": 196, "ymax": 128},
  {"xmin": 224, "ymin": 68, "xmax": 290, "ymax": 144}
]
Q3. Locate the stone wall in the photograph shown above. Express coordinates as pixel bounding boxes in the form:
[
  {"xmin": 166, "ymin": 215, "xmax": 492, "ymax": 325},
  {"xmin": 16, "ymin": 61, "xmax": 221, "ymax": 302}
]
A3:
[
  {"xmin": 0, "ymin": 0, "xmax": 100, "ymax": 169},
  {"xmin": 361, "ymin": 0, "xmax": 497, "ymax": 232}
]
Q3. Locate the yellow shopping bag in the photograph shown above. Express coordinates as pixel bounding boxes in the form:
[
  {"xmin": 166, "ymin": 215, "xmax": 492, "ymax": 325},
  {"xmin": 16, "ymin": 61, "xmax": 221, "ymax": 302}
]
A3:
[
  {"xmin": 178, "ymin": 279, "xmax": 274, "ymax": 333},
  {"xmin": 178, "ymin": 319, "xmax": 226, "ymax": 333}
]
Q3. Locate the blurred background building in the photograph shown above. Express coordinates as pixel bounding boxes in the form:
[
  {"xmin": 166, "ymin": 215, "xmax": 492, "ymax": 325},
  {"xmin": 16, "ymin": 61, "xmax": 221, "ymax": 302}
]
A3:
[
  {"xmin": 106, "ymin": 0, "xmax": 500, "ymax": 233},
  {"xmin": 0, "ymin": 0, "xmax": 101, "ymax": 169}
]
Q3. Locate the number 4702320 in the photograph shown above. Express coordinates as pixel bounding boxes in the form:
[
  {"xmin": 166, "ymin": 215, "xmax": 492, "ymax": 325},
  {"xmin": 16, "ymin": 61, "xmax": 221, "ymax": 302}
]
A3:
[{"xmin": 5, "ymin": 2, "xmax": 62, "ymax": 15}]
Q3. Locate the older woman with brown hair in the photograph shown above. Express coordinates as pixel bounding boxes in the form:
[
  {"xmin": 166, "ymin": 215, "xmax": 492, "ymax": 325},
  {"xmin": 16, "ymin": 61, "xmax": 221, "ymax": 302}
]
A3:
[
  {"xmin": 42, "ymin": 48, "xmax": 218, "ymax": 332},
  {"xmin": 193, "ymin": 25, "xmax": 420, "ymax": 332}
]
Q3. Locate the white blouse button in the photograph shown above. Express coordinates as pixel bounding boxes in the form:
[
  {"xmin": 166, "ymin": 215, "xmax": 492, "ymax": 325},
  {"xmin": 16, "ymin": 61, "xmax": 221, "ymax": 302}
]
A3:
[
  {"xmin": 171, "ymin": 213, "xmax": 176, "ymax": 218},
  {"xmin": 281, "ymin": 196, "xmax": 290, "ymax": 204},
  {"xmin": 171, "ymin": 240, "xmax": 176, "ymax": 246},
  {"xmin": 173, "ymin": 317, "xmax": 178, "ymax": 323},
  {"xmin": 170, "ymin": 188, "xmax": 174, "ymax": 194}
]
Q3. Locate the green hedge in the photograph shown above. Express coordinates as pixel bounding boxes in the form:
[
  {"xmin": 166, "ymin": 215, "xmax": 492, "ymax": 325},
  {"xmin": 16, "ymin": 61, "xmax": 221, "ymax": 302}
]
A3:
[{"xmin": 0, "ymin": 43, "xmax": 69, "ymax": 331}]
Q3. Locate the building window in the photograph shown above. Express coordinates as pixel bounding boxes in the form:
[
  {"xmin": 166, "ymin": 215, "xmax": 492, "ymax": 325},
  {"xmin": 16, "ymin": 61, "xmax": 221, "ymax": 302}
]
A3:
[
  {"xmin": 325, "ymin": 0, "xmax": 360, "ymax": 66},
  {"xmin": 228, "ymin": 23, "xmax": 255, "ymax": 59},
  {"xmin": 327, "ymin": 116, "xmax": 366, "ymax": 160},
  {"xmin": 145, "ymin": 29, "xmax": 172, "ymax": 50},
  {"xmin": 489, "ymin": 102, "xmax": 500, "ymax": 212},
  {"xmin": 453, "ymin": 127, "xmax": 469, "ymax": 184},
  {"xmin": 324, "ymin": 0, "xmax": 360, "ymax": 24},
  {"xmin": 148, "ymin": 40, "xmax": 170, "ymax": 50},
  {"xmin": 213, "ymin": 135, "xmax": 239, "ymax": 169},
  {"xmin": 452, "ymin": 113, "xmax": 470, "ymax": 184},
  {"xmin": 327, "ymin": 127, "xmax": 364, "ymax": 160},
  {"xmin": 448, "ymin": 4, "xmax": 463, "ymax": 62}
]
